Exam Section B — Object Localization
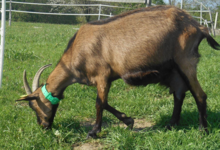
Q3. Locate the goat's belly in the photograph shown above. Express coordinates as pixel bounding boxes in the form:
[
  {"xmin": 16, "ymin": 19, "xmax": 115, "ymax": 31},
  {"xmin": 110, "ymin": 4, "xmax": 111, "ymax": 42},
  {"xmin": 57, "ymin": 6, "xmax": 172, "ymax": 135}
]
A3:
[
  {"xmin": 121, "ymin": 70, "xmax": 169, "ymax": 86},
  {"xmin": 120, "ymin": 60, "xmax": 175, "ymax": 86}
]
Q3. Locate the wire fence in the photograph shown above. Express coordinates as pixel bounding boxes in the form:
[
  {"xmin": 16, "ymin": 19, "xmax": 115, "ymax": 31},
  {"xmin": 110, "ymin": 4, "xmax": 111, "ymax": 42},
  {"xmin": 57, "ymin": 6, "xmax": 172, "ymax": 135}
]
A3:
[
  {"xmin": 6, "ymin": 1, "xmax": 126, "ymax": 25},
  {"xmin": 1, "ymin": 0, "xmax": 218, "ymax": 35},
  {"xmin": 91, "ymin": 0, "xmax": 145, "ymax": 2},
  {"xmin": 179, "ymin": 0, "xmax": 216, "ymax": 36}
]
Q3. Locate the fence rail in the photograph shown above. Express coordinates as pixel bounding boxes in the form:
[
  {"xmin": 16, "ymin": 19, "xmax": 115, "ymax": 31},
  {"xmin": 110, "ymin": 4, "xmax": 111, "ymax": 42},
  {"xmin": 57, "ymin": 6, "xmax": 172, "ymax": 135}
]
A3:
[
  {"xmin": 91, "ymin": 0, "xmax": 145, "ymax": 3},
  {"xmin": 4, "ymin": 1, "xmax": 126, "ymax": 25},
  {"xmin": 180, "ymin": 0, "xmax": 216, "ymax": 36},
  {"xmin": 0, "ymin": 0, "xmax": 217, "ymax": 35},
  {"xmin": 7, "ymin": 9, "xmax": 112, "ymax": 17},
  {"xmin": 7, "ymin": 1, "xmax": 123, "ymax": 7}
]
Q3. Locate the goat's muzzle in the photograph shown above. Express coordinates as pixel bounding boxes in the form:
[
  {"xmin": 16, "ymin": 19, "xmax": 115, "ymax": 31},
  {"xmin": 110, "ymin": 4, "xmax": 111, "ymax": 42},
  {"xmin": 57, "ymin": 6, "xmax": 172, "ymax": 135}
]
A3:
[{"xmin": 40, "ymin": 122, "xmax": 51, "ymax": 129}]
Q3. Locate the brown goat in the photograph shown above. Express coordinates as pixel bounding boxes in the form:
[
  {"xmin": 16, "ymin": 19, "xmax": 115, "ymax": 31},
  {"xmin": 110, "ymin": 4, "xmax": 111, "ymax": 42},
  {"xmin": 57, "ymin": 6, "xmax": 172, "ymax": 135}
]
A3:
[{"xmin": 17, "ymin": 6, "xmax": 220, "ymax": 138}]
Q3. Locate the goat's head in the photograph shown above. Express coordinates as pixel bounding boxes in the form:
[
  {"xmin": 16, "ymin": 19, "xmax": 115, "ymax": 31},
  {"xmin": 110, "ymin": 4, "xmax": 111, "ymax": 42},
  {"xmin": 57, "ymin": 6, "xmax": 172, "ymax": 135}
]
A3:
[{"xmin": 16, "ymin": 64, "xmax": 59, "ymax": 129}]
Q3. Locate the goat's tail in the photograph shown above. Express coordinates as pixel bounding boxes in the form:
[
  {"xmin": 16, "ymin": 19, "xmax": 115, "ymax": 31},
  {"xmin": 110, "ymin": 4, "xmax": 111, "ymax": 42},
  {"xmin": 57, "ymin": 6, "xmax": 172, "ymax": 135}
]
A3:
[{"xmin": 200, "ymin": 26, "xmax": 220, "ymax": 50}]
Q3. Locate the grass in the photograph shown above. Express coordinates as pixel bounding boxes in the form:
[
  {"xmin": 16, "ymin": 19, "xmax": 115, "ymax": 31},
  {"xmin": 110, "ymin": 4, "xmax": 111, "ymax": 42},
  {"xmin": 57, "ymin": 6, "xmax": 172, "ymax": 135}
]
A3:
[{"xmin": 0, "ymin": 21, "xmax": 220, "ymax": 149}]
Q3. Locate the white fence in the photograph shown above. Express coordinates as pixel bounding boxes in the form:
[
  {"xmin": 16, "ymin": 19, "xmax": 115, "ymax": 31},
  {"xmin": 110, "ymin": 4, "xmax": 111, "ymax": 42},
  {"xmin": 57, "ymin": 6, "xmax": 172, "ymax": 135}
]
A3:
[
  {"xmin": 4, "ymin": 0, "xmax": 157, "ymax": 26},
  {"xmin": 4, "ymin": 0, "xmax": 217, "ymax": 29},
  {"xmin": 0, "ymin": 0, "xmax": 6, "ymax": 88},
  {"xmin": 179, "ymin": 0, "xmax": 216, "ymax": 36},
  {"xmin": 6, "ymin": 1, "xmax": 128, "ymax": 26},
  {"xmin": 92, "ymin": 0, "xmax": 145, "ymax": 2}
]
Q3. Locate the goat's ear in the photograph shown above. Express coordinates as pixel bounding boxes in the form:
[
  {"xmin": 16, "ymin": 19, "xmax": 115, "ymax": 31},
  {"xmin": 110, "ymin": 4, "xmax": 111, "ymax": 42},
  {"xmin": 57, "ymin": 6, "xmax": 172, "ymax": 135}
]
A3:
[{"xmin": 16, "ymin": 94, "xmax": 39, "ymax": 101}]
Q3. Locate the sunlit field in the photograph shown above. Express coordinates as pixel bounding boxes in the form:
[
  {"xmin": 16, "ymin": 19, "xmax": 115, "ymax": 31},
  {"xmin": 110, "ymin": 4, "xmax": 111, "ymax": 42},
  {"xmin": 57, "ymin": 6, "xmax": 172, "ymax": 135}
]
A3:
[{"xmin": 0, "ymin": 21, "xmax": 220, "ymax": 149}]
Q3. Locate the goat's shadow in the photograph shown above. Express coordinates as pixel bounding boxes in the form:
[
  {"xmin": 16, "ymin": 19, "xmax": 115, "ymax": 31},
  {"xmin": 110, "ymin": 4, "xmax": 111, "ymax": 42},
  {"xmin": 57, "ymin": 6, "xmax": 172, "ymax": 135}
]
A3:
[
  {"xmin": 144, "ymin": 110, "xmax": 220, "ymax": 132},
  {"xmin": 53, "ymin": 110, "xmax": 220, "ymax": 137}
]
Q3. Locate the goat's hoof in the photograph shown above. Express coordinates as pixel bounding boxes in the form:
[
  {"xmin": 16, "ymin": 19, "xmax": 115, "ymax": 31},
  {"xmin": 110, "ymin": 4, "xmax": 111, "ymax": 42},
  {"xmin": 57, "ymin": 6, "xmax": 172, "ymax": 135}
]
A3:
[
  {"xmin": 86, "ymin": 131, "xmax": 98, "ymax": 139},
  {"xmin": 166, "ymin": 123, "xmax": 177, "ymax": 130},
  {"xmin": 166, "ymin": 121, "xmax": 178, "ymax": 130},
  {"xmin": 205, "ymin": 130, "xmax": 209, "ymax": 135},
  {"xmin": 199, "ymin": 125, "xmax": 209, "ymax": 135},
  {"xmin": 128, "ymin": 119, "xmax": 134, "ymax": 130},
  {"xmin": 166, "ymin": 124, "xmax": 172, "ymax": 130},
  {"xmin": 124, "ymin": 118, "xmax": 134, "ymax": 130}
]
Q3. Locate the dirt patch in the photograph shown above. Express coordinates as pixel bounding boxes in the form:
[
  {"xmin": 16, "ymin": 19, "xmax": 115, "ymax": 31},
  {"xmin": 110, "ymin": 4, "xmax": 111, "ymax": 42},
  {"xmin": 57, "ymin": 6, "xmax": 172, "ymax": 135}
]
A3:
[
  {"xmin": 73, "ymin": 142, "xmax": 103, "ymax": 150},
  {"xmin": 73, "ymin": 118, "xmax": 153, "ymax": 150},
  {"xmin": 80, "ymin": 118, "xmax": 154, "ymax": 130},
  {"xmin": 215, "ymin": 29, "xmax": 220, "ymax": 35},
  {"xmin": 132, "ymin": 118, "xmax": 154, "ymax": 131}
]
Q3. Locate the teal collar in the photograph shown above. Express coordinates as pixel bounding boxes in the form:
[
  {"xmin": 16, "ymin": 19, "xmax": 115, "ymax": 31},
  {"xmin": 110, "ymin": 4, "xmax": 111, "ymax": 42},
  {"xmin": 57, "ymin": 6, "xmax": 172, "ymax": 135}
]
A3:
[{"xmin": 41, "ymin": 84, "xmax": 61, "ymax": 105}]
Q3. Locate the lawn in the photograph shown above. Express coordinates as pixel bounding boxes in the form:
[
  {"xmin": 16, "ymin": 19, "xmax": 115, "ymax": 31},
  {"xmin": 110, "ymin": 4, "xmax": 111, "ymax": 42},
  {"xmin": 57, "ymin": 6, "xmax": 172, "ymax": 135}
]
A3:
[{"xmin": 0, "ymin": 21, "xmax": 220, "ymax": 149}]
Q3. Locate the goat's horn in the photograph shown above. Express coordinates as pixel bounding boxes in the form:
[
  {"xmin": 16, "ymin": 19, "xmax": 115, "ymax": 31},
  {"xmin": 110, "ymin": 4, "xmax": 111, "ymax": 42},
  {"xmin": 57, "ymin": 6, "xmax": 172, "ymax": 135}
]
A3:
[
  {"xmin": 23, "ymin": 70, "xmax": 32, "ymax": 95},
  {"xmin": 32, "ymin": 64, "xmax": 52, "ymax": 92}
]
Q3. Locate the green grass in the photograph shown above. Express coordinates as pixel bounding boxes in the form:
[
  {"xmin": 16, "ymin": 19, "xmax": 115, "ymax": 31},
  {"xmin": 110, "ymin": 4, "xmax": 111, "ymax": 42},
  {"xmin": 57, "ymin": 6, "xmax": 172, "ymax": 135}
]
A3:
[{"xmin": 0, "ymin": 21, "xmax": 220, "ymax": 149}]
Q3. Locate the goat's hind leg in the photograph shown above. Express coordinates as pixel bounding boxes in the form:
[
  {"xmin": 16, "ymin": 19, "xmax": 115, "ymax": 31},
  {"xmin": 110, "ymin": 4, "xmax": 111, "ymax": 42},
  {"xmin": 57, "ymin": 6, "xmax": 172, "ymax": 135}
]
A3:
[{"xmin": 176, "ymin": 59, "xmax": 208, "ymax": 133}]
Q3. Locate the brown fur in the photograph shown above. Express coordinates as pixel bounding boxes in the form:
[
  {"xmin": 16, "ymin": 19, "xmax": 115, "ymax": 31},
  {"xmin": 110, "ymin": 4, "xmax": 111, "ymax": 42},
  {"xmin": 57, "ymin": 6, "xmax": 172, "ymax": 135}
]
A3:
[{"xmin": 17, "ymin": 6, "xmax": 220, "ymax": 137}]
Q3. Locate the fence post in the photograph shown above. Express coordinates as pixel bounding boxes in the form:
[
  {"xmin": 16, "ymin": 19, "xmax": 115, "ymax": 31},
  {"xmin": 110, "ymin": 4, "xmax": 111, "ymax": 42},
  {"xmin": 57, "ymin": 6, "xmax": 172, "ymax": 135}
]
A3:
[
  {"xmin": 110, "ymin": 13, "xmax": 112, "ymax": 17},
  {"xmin": 204, "ymin": 20, "xmax": 211, "ymax": 34},
  {"xmin": 0, "ymin": 0, "xmax": 6, "ymax": 88},
  {"xmin": 9, "ymin": 0, "xmax": 12, "ymax": 26},
  {"xmin": 214, "ymin": 12, "xmax": 218, "ymax": 30},
  {"xmin": 98, "ymin": 4, "xmax": 101, "ymax": 20},
  {"xmin": 180, "ymin": 0, "xmax": 183, "ymax": 9},
  {"xmin": 209, "ymin": 10, "xmax": 215, "ymax": 36},
  {"xmin": 200, "ymin": 3, "xmax": 202, "ymax": 25},
  {"xmin": 145, "ymin": 0, "xmax": 151, "ymax": 7}
]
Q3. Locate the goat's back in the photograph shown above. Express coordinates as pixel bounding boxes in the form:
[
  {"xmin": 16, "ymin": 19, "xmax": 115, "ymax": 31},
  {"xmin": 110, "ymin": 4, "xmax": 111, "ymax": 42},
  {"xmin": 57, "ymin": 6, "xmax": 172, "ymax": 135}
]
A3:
[{"xmin": 66, "ymin": 6, "xmax": 207, "ymax": 81}]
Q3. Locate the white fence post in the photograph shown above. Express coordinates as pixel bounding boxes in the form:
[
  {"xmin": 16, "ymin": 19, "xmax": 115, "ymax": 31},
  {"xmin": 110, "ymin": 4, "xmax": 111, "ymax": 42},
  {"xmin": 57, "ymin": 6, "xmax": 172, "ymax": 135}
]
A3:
[
  {"xmin": 209, "ymin": 10, "xmax": 215, "ymax": 36},
  {"xmin": 98, "ymin": 4, "xmax": 101, "ymax": 20},
  {"xmin": 145, "ymin": 0, "xmax": 151, "ymax": 7},
  {"xmin": 214, "ymin": 12, "xmax": 218, "ymax": 30},
  {"xmin": 9, "ymin": 0, "xmax": 12, "ymax": 26},
  {"xmin": 0, "ymin": 0, "xmax": 6, "ymax": 88},
  {"xmin": 200, "ymin": 3, "xmax": 202, "ymax": 25},
  {"xmin": 180, "ymin": 0, "xmax": 183, "ymax": 9}
]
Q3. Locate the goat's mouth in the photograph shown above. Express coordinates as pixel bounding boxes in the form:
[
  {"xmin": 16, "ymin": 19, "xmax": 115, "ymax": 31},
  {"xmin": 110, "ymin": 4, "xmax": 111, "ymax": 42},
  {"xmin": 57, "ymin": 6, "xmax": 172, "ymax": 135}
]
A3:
[
  {"xmin": 37, "ymin": 116, "xmax": 52, "ymax": 129},
  {"xmin": 40, "ymin": 122, "xmax": 51, "ymax": 129}
]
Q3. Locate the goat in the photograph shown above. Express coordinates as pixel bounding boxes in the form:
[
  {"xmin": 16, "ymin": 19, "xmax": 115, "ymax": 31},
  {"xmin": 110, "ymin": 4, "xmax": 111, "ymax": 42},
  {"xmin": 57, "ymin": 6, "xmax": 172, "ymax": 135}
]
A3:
[{"xmin": 17, "ymin": 5, "xmax": 220, "ymax": 138}]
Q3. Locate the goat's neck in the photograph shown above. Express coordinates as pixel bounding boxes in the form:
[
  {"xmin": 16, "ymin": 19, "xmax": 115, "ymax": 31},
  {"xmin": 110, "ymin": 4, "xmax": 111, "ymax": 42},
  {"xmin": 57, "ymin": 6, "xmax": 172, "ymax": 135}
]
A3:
[{"xmin": 45, "ymin": 62, "xmax": 73, "ymax": 98}]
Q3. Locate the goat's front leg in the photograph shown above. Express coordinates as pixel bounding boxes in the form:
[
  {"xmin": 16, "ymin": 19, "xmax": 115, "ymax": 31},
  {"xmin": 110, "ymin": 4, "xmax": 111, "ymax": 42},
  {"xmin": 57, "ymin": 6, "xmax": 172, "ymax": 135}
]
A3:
[
  {"xmin": 87, "ymin": 81, "xmax": 110, "ymax": 139},
  {"xmin": 105, "ymin": 104, "xmax": 134, "ymax": 129}
]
